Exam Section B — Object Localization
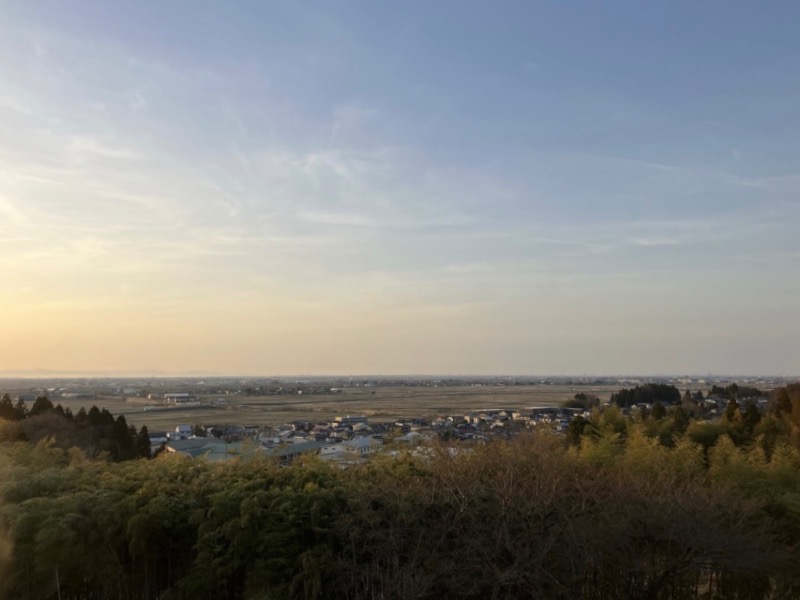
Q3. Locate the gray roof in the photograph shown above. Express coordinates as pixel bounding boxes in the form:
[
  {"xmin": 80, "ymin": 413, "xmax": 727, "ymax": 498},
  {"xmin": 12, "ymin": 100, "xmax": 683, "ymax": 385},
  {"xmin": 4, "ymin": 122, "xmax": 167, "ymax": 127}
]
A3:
[
  {"xmin": 167, "ymin": 438, "xmax": 247, "ymax": 461},
  {"xmin": 264, "ymin": 441, "xmax": 325, "ymax": 458}
]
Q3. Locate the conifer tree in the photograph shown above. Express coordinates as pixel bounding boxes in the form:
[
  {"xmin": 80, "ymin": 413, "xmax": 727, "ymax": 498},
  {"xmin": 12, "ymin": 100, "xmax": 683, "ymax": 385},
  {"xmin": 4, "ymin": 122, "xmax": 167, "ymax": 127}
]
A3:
[
  {"xmin": 0, "ymin": 394, "xmax": 18, "ymax": 421},
  {"xmin": 136, "ymin": 425, "xmax": 152, "ymax": 459}
]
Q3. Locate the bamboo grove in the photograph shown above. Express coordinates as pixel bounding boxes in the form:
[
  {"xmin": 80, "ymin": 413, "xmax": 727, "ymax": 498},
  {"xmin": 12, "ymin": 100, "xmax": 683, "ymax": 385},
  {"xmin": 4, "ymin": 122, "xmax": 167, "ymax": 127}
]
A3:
[{"xmin": 1, "ymin": 384, "xmax": 800, "ymax": 599}]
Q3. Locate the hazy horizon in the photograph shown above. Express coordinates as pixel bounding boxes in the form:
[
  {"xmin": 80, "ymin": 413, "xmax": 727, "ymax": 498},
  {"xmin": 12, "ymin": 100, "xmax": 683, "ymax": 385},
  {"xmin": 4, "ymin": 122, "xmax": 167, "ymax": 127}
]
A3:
[
  {"xmin": 2, "ymin": 1, "xmax": 799, "ymax": 376},
  {"xmin": 0, "ymin": 369, "xmax": 795, "ymax": 381}
]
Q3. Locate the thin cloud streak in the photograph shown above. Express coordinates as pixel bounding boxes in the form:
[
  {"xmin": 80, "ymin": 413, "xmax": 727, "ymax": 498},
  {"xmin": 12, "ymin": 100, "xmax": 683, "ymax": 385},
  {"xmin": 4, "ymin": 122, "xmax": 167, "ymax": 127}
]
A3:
[{"xmin": 0, "ymin": 3, "xmax": 798, "ymax": 374}]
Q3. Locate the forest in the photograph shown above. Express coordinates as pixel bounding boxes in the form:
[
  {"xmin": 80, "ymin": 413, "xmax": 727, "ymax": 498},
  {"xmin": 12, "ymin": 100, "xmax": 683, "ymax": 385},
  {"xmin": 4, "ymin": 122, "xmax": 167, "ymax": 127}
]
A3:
[
  {"xmin": 1, "ymin": 384, "xmax": 800, "ymax": 599},
  {"xmin": 0, "ymin": 394, "xmax": 151, "ymax": 461}
]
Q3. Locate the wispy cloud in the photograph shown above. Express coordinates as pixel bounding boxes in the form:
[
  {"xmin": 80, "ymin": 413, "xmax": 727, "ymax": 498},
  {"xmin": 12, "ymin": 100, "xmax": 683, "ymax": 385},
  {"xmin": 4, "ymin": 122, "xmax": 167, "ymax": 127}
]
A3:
[
  {"xmin": 1, "ymin": 3, "xmax": 798, "ymax": 374},
  {"xmin": 296, "ymin": 210, "xmax": 374, "ymax": 226},
  {"xmin": 330, "ymin": 101, "xmax": 379, "ymax": 138},
  {"xmin": 69, "ymin": 136, "xmax": 145, "ymax": 160},
  {"xmin": 0, "ymin": 195, "xmax": 28, "ymax": 224}
]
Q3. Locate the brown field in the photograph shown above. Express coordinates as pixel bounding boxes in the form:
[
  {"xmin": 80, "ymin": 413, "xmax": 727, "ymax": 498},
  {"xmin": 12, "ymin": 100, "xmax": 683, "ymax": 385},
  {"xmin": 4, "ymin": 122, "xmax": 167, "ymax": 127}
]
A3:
[{"xmin": 50, "ymin": 384, "xmax": 630, "ymax": 431}]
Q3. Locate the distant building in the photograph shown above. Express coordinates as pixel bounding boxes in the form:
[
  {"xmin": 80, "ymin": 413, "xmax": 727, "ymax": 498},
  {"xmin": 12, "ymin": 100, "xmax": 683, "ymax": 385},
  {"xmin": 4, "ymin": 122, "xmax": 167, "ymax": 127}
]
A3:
[
  {"xmin": 173, "ymin": 424, "xmax": 192, "ymax": 440},
  {"xmin": 333, "ymin": 415, "xmax": 368, "ymax": 427},
  {"xmin": 149, "ymin": 431, "xmax": 169, "ymax": 445},
  {"xmin": 167, "ymin": 438, "xmax": 247, "ymax": 461},
  {"xmin": 265, "ymin": 441, "xmax": 326, "ymax": 465},
  {"xmin": 321, "ymin": 436, "xmax": 383, "ymax": 461},
  {"xmin": 164, "ymin": 393, "xmax": 197, "ymax": 404}
]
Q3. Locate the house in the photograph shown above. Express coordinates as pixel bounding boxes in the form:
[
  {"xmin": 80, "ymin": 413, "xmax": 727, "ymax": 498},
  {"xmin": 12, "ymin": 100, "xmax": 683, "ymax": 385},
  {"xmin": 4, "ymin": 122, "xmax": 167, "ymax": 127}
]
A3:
[
  {"xmin": 264, "ymin": 441, "xmax": 325, "ymax": 465},
  {"xmin": 352, "ymin": 422, "xmax": 372, "ymax": 433},
  {"xmin": 343, "ymin": 436, "xmax": 382, "ymax": 456},
  {"xmin": 148, "ymin": 431, "xmax": 169, "ymax": 445},
  {"xmin": 164, "ymin": 393, "xmax": 197, "ymax": 404},
  {"xmin": 167, "ymin": 438, "xmax": 249, "ymax": 461},
  {"xmin": 397, "ymin": 431, "xmax": 423, "ymax": 444},
  {"xmin": 242, "ymin": 426, "xmax": 260, "ymax": 439},
  {"xmin": 333, "ymin": 415, "xmax": 368, "ymax": 427},
  {"xmin": 320, "ymin": 436, "xmax": 383, "ymax": 461},
  {"xmin": 173, "ymin": 424, "xmax": 192, "ymax": 440}
]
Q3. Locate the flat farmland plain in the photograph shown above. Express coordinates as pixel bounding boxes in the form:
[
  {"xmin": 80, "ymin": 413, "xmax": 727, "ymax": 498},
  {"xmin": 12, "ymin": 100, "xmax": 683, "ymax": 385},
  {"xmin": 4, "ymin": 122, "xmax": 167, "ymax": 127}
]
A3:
[{"xmin": 49, "ymin": 384, "xmax": 632, "ymax": 431}]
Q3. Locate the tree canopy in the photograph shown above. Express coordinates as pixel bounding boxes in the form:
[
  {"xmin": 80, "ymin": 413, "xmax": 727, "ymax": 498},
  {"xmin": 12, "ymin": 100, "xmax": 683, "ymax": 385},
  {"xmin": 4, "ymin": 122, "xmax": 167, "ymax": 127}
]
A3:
[
  {"xmin": 0, "ymin": 384, "xmax": 799, "ymax": 599},
  {"xmin": 611, "ymin": 383, "xmax": 682, "ymax": 408}
]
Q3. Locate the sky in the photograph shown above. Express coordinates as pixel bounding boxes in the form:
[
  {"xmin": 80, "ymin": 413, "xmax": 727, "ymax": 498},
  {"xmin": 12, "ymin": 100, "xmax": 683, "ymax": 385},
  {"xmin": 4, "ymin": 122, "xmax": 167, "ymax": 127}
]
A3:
[{"xmin": 0, "ymin": 1, "xmax": 798, "ymax": 376}]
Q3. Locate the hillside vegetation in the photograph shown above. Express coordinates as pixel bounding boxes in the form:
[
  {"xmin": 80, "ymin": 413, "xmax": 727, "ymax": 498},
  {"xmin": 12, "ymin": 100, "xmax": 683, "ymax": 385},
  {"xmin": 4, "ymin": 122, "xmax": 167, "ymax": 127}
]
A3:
[{"xmin": 0, "ymin": 384, "xmax": 799, "ymax": 599}]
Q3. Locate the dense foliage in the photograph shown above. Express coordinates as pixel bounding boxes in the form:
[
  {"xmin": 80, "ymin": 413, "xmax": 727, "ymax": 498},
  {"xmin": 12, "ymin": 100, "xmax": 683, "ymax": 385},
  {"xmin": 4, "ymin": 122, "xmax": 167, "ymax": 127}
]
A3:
[
  {"xmin": 562, "ymin": 392, "xmax": 600, "ymax": 410},
  {"xmin": 710, "ymin": 384, "xmax": 766, "ymax": 401},
  {"xmin": 0, "ymin": 384, "xmax": 799, "ymax": 599},
  {"xmin": 0, "ymin": 395, "xmax": 151, "ymax": 461},
  {"xmin": 611, "ymin": 383, "xmax": 682, "ymax": 408}
]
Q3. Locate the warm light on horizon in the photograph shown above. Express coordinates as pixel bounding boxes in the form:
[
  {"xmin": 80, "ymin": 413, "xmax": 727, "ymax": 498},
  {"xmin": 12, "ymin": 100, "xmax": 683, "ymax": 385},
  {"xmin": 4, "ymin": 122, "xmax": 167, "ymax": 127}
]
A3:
[{"xmin": 0, "ymin": 2, "xmax": 798, "ymax": 375}]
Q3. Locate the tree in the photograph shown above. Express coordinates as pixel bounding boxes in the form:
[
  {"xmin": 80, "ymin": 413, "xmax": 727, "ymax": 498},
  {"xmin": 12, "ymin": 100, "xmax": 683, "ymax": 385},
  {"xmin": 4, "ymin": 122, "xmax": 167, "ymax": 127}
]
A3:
[
  {"xmin": 563, "ymin": 393, "xmax": 600, "ymax": 410},
  {"xmin": 686, "ymin": 421, "xmax": 728, "ymax": 453},
  {"xmin": 611, "ymin": 383, "xmax": 680, "ymax": 409},
  {"xmin": 725, "ymin": 398, "xmax": 740, "ymax": 423},
  {"xmin": 111, "ymin": 415, "xmax": 135, "ymax": 461},
  {"xmin": 670, "ymin": 405, "xmax": 690, "ymax": 435},
  {"xmin": 0, "ymin": 394, "xmax": 19, "ymax": 421},
  {"xmin": 13, "ymin": 398, "xmax": 27, "ymax": 419},
  {"xmin": 741, "ymin": 402, "xmax": 762, "ymax": 433},
  {"xmin": 598, "ymin": 406, "xmax": 627, "ymax": 437},
  {"xmin": 153, "ymin": 442, "xmax": 168, "ymax": 459},
  {"xmin": 87, "ymin": 405, "xmax": 104, "ymax": 428},
  {"xmin": 566, "ymin": 416, "xmax": 592, "ymax": 446},
  {"xmin": 651, "ymin": 400, "xmax": 667, "ymax": 421},
  {"xmin": 19, "ymin": 413, "xmax": 79, "ymax": 448},
  {"xmin": 29, "ymin": 396, "xmax": 54, "ymax": 417},
  {"xmin": 136, "ymin": 426, "xmax": 152, "ymax": 459}
]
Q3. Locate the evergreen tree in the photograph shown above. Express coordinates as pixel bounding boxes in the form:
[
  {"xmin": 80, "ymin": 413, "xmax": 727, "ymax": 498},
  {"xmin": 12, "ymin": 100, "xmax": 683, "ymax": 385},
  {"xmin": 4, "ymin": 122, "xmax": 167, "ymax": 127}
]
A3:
[
  {"xmin": 112, "ymin": 415, "xmax": 135, "ymax": 460},
  {"xmin": 87, "ymin": 405, "xmax": 103, "ymax": 427},
  {"xmin": 136, "ymin": 425, "xmax": 152, "ymax": 459},
  {"xmin": 741, "ymin": 402, "xmax": 762, "ymax": 432},
  {"xmin": 671, "ymin": 405, "xmax": 690, "ymax": 435},
  {"xmin": 651, "ymin": 400, "xmax": 667, "ymax": 421},
  {"xmin": 29, "ymin": 396, "xmax": 54, "ymax": 416},
  {"xmin": 566, "ymin": 416, "xmax": 592, "ymax": 446},
  {"xmin": 14, "ymin": 398, "xmax": 27, "ymax": 419},
  {"xmin": 725, "ymin": 398, "xmax": 740, "ymax": 422},
  {"xmin": 153, "ymin": 441, "xmax": 168, "ymax": 458},
  {"xmin": 0, "ymin": 393, "xmax": 19, "ymax": 421},
  {"xmin": 611, "ymin": 383, "xmax": 680, "ymax": 408}
]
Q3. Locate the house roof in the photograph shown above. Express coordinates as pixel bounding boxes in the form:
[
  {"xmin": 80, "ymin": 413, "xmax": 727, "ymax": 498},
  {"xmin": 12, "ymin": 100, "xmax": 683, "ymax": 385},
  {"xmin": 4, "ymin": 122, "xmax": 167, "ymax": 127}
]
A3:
[
  {"xmin": 343, "ymin": 436, "xmax": 381, "ymax": 449},
  {"xmin": 167, "ymin": 439, "xmax": 246, "ymax": 461},
  {"xmin": 264, "ymin": 441, "xmax": 325, "ymax": 458}
]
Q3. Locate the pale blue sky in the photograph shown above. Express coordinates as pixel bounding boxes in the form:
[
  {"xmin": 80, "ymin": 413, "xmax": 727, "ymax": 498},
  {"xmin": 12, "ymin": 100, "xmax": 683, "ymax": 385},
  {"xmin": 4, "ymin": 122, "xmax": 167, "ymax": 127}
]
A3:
[{"xmin": 0, "ymin": 1, "xmax": 798, "ymax": 375}]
